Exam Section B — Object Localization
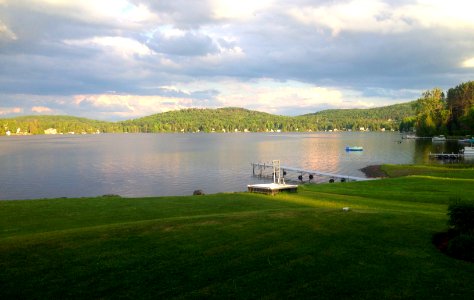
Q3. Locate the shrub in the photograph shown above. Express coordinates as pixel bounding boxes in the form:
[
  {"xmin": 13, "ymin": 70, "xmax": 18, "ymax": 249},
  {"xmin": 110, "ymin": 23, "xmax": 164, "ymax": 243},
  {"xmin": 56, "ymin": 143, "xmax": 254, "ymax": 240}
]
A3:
[
  {"xmin": 447, "ymin": 200, "xmax": 474, "ymax": 234},
  {"xmin": 447, "ymin": 233, "xmax": 474, "ymax": 262}
]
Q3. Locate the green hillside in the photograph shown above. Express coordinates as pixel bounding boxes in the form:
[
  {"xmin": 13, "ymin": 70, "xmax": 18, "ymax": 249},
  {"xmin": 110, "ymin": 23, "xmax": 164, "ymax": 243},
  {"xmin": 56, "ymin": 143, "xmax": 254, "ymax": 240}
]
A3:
[
  {"xmin": 1, "ymin": 102, "xmax": 416, "ymax": 135},
  {"xmin": 298, "ymin": 101, "xmax": 415, "ymax": 131},
  {"xmin": 0, "ymin": 115, "xmax": 122, "ymax": 135},
  {"xmin": 120, "ymin": 107, "xmax": 292, "ymax": 133}
]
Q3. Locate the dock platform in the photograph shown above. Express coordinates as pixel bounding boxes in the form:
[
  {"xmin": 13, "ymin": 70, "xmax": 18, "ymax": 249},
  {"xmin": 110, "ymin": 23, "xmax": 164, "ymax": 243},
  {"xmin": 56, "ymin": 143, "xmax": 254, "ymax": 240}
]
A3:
[{"xmin": 247, "ymin": 183, "xmax": 298, "ymax": 195}]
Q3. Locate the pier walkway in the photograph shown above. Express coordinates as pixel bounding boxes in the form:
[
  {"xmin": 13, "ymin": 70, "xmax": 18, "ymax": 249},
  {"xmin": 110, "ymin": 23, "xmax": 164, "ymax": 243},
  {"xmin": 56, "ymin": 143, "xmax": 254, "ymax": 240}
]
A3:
[
  {"xmin": 429, "ymin": 152, "xmax": 464, "ymax": 160},
  {"xmin": 251, "ymin": 162, "xmax": 373, "ymax": 183}
]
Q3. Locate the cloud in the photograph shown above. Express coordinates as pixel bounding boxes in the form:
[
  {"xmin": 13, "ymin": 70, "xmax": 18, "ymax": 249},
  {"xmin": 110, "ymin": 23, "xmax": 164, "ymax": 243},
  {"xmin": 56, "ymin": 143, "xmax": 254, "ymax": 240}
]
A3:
[
  {"xmin": 31, "ymin": 106, "xmax": 53, "ymax": 113},
  {"xmin": 0, "ymin": 20, "xmax": 17, "ymax": 41},
  {"xmin": 1, "ymin": 0, "xmax": 474, "ymax": 120},
  {"xmin": 146, "ymin": 29, "xmax": 219, "ymax": 57},
  {"xmin": 289, "ymin": 0, "xmax": 474, "ymax": 36},
  {"xmin": 4, "ymin": 0, "xmax": 156, "ymax": 28},
  {"xmin": 462, "ymin": 57, "xmax": 474, "ymax": 68},
  {"xmin": 211, "ymin": 0, "xmax": 274, "ymax": 20},
  {"xmin": 64, "ymin": 36, "xmax": 154, "ymax": 58},
  {"xmin": 72, "ymin": 94, "xmax": 196, "ymax": 119},
  {"xmin": 0, "ymin": 107, "xmax": 22, "ymax": 115}
]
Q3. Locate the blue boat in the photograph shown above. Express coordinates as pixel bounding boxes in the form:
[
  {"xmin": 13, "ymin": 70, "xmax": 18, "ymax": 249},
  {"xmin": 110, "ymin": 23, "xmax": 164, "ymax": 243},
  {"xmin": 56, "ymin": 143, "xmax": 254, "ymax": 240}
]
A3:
[
  {"xmin": 459, "ymin": 138, "xmax": 474, "ymax": 144},
  {"xmin": 345, "ymin": 146, "xmax": 363, "ymax": 151}
]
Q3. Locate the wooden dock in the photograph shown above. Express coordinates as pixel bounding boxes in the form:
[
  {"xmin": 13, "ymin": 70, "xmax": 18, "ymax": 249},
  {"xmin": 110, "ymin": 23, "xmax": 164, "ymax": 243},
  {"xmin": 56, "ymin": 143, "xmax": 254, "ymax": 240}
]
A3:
[
  {"xmin": 429, "ymin": 152, "xmax": 464, "ymax": 160},
  {"xmin": 247, "ymin": 183, "xmax": 298, "ymax": 195},
  {"xmin": 251, "ymin": 162, "xmax": 372, "ymax": 183}
]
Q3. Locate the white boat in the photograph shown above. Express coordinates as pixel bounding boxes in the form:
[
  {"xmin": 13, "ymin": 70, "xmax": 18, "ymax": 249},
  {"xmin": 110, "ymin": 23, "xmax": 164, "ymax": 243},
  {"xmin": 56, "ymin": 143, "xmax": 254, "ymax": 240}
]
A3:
[
  {"xmin": 402, "ymin": 134, "xmax": 417, "ymax": 139},
  {"xmin": 432, "ymin": 135, "xmax": 446, "ymax": 142},
  {"xmin": 345, "ymin": 146, "xmax": 363, "ymax": 151},
  {"xmin": 462, "ymin": 146, "xmax": 474, "ymax": 155}
]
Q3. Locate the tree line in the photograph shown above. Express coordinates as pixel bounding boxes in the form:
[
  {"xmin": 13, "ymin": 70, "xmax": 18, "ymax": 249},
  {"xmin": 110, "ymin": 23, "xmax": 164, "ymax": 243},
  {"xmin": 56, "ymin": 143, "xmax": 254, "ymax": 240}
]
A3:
[
  {"xmin": 1, "ymin": 103, "xmax": 415, "ymax": 135},
  {"xmin": 399, "ymin": 81, "xmax": 474, "ymax": 136}
]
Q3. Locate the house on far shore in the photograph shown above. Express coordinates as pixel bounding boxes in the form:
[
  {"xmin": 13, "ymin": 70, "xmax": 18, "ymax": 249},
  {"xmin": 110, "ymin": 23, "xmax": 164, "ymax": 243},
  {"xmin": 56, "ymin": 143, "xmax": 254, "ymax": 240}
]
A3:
[
  {"xmin": 6, "ymin": 130, "xmax": 11, "ymax": 136},
  {"xmin": 44, "ymin": 128, "xmax": 57, "ymax": 135}
]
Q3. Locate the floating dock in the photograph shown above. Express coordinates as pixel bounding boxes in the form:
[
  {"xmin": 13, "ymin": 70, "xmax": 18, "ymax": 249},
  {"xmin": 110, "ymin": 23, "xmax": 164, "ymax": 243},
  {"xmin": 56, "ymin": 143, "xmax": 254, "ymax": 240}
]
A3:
[{"xmin": 247, "ymin": 183, "xmax": 298, "ymax": 195}]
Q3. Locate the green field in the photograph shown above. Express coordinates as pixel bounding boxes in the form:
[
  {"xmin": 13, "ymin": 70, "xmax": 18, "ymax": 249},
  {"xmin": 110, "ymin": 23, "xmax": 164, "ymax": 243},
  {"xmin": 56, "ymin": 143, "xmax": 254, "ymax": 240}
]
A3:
[{"xmin": 1, "ymin": 165, "xmax": 474, "ymax": 299}]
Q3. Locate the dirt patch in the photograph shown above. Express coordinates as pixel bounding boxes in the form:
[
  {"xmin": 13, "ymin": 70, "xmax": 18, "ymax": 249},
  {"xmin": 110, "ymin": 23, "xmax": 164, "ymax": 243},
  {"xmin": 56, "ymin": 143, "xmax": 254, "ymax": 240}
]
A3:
[{"xmin": 360, "ymin": 165, "xmax": 387, "ymax": 178}]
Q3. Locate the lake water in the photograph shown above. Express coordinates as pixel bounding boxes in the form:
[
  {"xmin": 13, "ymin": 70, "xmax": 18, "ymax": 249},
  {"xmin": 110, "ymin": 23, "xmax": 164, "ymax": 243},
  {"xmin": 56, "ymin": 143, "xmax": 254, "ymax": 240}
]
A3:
[{"xmin": 0, "ymin": 132, "xmax": 467, "ymax": 200}]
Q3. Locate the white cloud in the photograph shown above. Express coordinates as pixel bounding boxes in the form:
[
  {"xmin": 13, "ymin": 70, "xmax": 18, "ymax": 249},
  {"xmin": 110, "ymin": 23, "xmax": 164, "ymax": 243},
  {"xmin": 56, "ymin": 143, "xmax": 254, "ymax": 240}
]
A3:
[
  {"xmin": 64, "ymin": 36, "xmax": 154, "ymax": 58},
  {"xmin": 0, "ymin": 107, "xmax": 22, "ymax": 115},
  {"xmin": 211, "ymin": 0, "xmax": 274, "ymax": 20},
  {"xmin": 168, "ymin": 79, "xmax": 387, "ymax": 115},
  {"xmin": 0, "ymin": 21, "xmax": 17, "ymax": 40},
  {"xmin": 31, "ymin": 106, "xmax": 53, "ymax": 113},
  {"xmin": 461, "ymin": 57, "xmax": 474, "ymax": 68},
  {"xmin": 73, "ymin": 94, "xmax": 195, "ymax": 119},
  {"xmin": 289, "ymin": 0, "xmax": 474, "ymax": 35}
]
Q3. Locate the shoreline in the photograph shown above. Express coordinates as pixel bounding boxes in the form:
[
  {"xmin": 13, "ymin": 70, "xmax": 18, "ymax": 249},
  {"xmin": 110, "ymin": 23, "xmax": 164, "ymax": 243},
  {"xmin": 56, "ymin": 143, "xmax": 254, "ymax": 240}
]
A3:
[{"xmin": 360, "ymin": 165, "xmax": 387, "ymax": 178}]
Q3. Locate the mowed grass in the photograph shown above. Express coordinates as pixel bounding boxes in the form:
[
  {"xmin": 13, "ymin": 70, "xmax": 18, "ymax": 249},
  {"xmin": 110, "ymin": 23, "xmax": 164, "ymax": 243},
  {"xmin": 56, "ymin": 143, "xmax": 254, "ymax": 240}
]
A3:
[{"xmin": 1, "ymin": 165, "xmax": 474, "ymax": 299}]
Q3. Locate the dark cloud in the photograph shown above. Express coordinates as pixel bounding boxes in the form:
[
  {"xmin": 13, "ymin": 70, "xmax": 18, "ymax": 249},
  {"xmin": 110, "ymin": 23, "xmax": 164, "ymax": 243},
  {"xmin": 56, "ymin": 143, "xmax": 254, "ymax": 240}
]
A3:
[{"xmin": 146, "ymin": 31, "xmax": 219, "ymax": 56}]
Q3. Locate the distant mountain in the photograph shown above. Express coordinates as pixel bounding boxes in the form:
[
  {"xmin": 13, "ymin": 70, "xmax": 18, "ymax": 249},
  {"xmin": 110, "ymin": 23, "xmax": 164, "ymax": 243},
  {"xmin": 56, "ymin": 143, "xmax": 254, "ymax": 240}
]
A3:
[
  {"xmin": 0, "ymin": 115, "xmax": 121, "ymax": 135},
  {"xmin": 1, "ymin": 102, "xmax": 416, "ymax": 135},
  {"xmin": 297, "ymin": 101, "xmax": 416, "ymax": 131},
  {"xmin": 120, "ymin": 107, "xmax": 292, "ymax": 133}
]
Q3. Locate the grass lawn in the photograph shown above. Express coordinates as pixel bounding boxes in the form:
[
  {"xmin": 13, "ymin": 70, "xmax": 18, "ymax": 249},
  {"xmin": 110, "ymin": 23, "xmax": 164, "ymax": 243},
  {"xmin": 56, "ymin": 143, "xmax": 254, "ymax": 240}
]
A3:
[{"xmin": 1, "ymin": 165, "xmax": 474, "ymax": 299}]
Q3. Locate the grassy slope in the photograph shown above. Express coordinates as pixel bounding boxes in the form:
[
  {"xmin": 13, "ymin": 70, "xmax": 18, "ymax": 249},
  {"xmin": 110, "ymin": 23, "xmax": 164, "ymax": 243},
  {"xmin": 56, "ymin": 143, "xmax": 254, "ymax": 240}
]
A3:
[{"xmin": 1, "ymin": 166, "xmax": 474, "ymax": 299}]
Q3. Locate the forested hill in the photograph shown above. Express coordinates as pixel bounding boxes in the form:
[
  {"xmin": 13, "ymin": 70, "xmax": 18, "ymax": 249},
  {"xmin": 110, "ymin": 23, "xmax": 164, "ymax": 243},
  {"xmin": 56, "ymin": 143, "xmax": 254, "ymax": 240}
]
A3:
[
  {"xmin": 0, "ymin": 115, "xmax": 122, "ymax": 135},
  {"xmin": 120, "ymin": 107, "xmax": 291, "ymax": 133},
  {"xmin": 1, "ymin": 103, "xmax": 415, "ymax": 135},
  {"xmin": 298, "ymin": 101, "xmax": 415, "ymax": 131}
]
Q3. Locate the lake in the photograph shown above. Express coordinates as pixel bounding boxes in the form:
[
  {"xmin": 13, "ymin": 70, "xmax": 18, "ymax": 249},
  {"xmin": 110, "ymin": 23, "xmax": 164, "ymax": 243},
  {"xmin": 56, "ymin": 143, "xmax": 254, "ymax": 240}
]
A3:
[{"xmin": 0, "ymin": 132, "xmax": 467, "ymax": 200}]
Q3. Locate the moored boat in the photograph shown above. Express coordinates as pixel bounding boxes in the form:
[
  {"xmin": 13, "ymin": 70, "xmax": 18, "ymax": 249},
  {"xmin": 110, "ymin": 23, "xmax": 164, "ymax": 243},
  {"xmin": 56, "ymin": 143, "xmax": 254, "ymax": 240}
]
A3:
[
  {"xmin": 432, "ymin": 135, "xmax": 446, "ymax": 142},
  {"xmin": 459, "ymin": 138, "xmax": 474, "ymax": 144},
  {"xmin": 462, "ymin": 146, "xmax": 474, "ymax": 155},
  {"xmin": 345, "ymin": 146, "xmax": 363, "ymax": 151}
]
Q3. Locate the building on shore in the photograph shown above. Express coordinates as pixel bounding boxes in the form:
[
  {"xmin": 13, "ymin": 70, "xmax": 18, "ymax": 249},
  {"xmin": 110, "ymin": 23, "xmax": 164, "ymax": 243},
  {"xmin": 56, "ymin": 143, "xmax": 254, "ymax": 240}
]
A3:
[{"xmin": 44, "ymin": 128, "xmax": 58, "ymax": 135}]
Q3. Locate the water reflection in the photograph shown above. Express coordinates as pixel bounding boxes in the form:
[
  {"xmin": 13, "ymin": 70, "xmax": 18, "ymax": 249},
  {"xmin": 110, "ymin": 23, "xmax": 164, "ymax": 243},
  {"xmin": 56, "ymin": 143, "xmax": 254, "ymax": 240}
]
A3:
[{"xmin": 0, "ymin": 132, "xmax": 472, "ymax": 200}]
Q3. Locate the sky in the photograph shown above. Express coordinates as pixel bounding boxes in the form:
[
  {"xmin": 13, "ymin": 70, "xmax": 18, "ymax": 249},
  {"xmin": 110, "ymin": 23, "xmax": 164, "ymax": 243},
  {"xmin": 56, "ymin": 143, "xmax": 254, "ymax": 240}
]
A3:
[{"xmin": 1, "ymin": 0, "xmax": 474, "ymax": 120}]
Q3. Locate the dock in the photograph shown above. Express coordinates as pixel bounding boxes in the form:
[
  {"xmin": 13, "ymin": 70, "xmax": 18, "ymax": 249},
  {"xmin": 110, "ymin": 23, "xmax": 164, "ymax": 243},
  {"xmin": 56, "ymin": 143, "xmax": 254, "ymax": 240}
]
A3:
[
  {"xmin": 251, "ymin": 162, "xmax": 372, "ymax": 183},
  {"xmin": 248, "ymin": 160, "xmax": 300, "ymax": 195},
  {"xmin": 247, "ymin": 183, "xmax": 298, "ymax": 195},
  {"xmin": 429, "ymin": 152, "xmax": 464, "ymax": 160}
]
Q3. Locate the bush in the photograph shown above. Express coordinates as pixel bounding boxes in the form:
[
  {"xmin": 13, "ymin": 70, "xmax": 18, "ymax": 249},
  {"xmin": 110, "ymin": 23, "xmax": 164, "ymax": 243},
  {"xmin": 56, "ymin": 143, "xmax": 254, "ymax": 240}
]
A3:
[
  {"xmin": 447, "ymin": 200, "xmax": 474, "ymax": 233},
  {"xmin": 447, "ymin": 234, "xmax": 474, "ymax": 262}
]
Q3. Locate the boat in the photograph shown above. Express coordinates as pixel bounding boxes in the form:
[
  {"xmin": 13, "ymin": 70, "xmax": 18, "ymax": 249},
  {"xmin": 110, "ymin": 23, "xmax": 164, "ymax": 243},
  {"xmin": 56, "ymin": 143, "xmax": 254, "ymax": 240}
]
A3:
[
  {"xmin": 345, "ymin": 146, "xmax": 363, "ymax": 151},
  {"xmin": 402, "ymin": 134, "xmax": 417, "ymax": 139},
  {"xmin": 432, "ymin": 135, "xmax": 446, "ymax": 142},
  {"xmin": 462, "ymin": 146, "xmax": 474, "ymax": 155},
  {"xmin": 459, "ymin": 138, "xmax": 474, "ymax": 144}
]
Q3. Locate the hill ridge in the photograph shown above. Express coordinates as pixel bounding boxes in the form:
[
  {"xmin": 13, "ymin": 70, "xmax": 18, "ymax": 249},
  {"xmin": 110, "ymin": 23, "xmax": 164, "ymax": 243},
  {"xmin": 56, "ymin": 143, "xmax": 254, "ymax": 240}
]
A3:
[{"xmin": 1, "ymin": 102, "xmax": 415, "ymax": 135}]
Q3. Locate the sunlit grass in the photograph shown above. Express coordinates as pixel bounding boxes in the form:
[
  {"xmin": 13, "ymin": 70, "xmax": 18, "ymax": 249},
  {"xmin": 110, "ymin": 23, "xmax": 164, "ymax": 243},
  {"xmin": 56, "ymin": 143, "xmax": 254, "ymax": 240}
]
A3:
[{"xmin": 1, "ymin": 165, "xmax": 474, "ymax": 298}]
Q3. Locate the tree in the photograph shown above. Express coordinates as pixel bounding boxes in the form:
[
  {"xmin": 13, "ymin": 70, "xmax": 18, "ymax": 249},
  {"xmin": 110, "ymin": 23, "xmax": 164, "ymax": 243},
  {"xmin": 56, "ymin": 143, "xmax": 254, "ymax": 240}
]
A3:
[
  {"xmin": 447, "ymin": 81, "xmax": 474, "ymax": 134},
  {"xmin": 413, "ymin": 88, "xmax": 449, "ymax": 136}
]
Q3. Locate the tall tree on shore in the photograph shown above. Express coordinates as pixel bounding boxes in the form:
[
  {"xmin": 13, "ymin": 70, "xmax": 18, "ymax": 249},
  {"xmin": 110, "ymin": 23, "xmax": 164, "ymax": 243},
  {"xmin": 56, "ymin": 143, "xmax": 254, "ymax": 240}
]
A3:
[
  {"xmin": 447, "ymin": 81, "xmax": 474, "ymax": 134},
  {"xmin": 413, "ymin": 88, "xmax": 450, "ymax": 136}
]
